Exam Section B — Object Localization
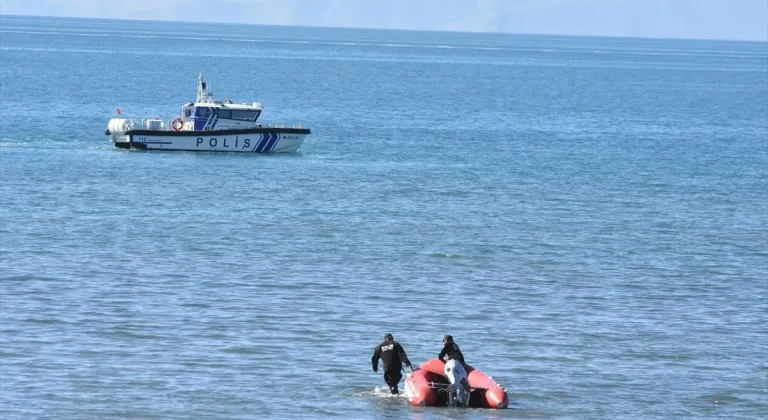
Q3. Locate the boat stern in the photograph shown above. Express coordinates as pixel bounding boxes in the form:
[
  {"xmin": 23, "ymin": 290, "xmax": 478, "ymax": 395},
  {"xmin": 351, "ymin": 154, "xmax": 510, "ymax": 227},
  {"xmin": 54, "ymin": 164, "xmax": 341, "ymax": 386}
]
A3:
[{"xmin": 105, "ymin": 118, "xmax": 132, "ymax": 148}]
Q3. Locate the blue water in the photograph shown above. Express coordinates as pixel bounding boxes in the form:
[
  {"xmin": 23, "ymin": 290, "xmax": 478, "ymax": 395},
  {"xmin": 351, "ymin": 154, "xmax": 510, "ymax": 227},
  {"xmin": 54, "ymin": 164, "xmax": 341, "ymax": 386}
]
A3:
[{"xmin": 1, "ymin": 15, "xmax": 766, "ymax": 420}]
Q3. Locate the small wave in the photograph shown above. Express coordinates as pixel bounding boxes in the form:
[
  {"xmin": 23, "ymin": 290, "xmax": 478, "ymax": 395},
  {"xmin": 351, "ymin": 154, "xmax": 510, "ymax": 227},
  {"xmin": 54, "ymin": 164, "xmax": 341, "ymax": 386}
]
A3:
[
  {"xmin": 432, "ymin": 252, "xmax": 462, "ymax": 259},
  {"xmin": 0, "ymin": 142, "xmax": 28, "ymax": 147},
  {"xmin": 694, "ymin": 393, "xmax": 747, "ymax": 405},
  {"xmin": 180, "ymin": 302, "xmax": 211, "ymax": 308},
  {"xmin": 25, "ymin": 317, "xmax": 60, "ymax": 324},
  {"xmin": 320, "ymin": 366, "xmax": 363, "ymax": 375},
  {"xmin": 220, "ymin": 346, "xmax": 260, "ymax": 355},
  {"xmin": 0, "ymin": 30, "xmax": 64, "ymax": 35}
]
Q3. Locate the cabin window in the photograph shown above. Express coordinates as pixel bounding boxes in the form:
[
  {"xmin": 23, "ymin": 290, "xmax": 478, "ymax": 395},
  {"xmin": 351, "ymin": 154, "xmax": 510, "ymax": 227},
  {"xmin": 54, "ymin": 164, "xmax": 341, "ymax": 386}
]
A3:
[
  {"xmin": 196, "ymin": 107, "xmax": 211, "ymax": 118},
  {"xmin": 231, "ymin": 110, "xmax": 259, "ymax": 121},
  {"xmin": 214, "ymin": 109, "xmax": 232, "ymax": 119}
]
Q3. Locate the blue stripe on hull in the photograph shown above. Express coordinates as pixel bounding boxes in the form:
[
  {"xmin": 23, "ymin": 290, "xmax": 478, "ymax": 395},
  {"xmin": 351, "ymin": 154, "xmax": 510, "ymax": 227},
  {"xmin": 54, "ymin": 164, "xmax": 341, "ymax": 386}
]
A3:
[
  {"xmin": 265, "ymin": 133, "xmax": 281, "ymax": 152},
  {"xmin": 252, "ymin": 133, "xmax": 265, "ymax": 152},
  {"xmin": 256, "ymin": 133, "xmax": 273, "ymax": 153},
  {"xmin": 239, "ymin": 132, "xmax": 285, "ymax": 153}
]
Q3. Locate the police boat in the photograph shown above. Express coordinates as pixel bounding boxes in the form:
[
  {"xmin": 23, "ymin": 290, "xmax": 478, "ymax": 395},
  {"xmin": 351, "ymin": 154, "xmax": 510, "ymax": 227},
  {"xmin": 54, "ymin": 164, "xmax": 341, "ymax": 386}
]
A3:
[
  {"xmin": 104, "ymin": 74, "xmax": 311, "ymax": 153},
  {"xmin": 404, "ymin": 359, "xmax": 509, "ymax": 408}
]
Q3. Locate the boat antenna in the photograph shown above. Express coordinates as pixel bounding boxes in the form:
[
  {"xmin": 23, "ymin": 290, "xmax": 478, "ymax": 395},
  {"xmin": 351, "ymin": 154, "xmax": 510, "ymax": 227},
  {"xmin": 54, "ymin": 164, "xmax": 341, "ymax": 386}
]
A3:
[{"xmin": 197, "ymin": 73, "xmax": 211, "ymax": 103}]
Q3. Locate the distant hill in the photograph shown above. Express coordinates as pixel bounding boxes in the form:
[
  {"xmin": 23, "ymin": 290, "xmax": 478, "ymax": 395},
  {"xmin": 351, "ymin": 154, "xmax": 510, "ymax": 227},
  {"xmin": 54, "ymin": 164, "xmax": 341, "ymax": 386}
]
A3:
[{"xmin": 1, "ymin": 0, "xmax": 766, "ymax": 41}]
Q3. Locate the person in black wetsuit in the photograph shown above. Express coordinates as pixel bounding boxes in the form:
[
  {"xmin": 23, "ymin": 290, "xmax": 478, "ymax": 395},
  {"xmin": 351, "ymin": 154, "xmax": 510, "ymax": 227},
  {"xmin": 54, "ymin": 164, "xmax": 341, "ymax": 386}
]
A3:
[
  {"xmin": 438, "ymin": 334, "xmax": 466, "ymax": 366},
  {"xmin": 372, "ymin": 333, "xmax": 413, "ymax": 394}
]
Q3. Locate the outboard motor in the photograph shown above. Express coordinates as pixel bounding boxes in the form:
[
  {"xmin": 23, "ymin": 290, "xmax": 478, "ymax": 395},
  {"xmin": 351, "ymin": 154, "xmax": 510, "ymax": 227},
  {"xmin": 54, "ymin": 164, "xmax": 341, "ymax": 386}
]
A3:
[{"xmin": 443, "ymin": 359, "xmax": 471, "ymax": 407}]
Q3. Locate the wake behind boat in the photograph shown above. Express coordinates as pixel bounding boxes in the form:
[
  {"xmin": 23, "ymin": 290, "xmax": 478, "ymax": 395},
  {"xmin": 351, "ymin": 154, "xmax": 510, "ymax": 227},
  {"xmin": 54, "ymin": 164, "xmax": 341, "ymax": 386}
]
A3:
[{"xmin": 104, "ymin": 74, "xmax": 311, "ymax": 153}]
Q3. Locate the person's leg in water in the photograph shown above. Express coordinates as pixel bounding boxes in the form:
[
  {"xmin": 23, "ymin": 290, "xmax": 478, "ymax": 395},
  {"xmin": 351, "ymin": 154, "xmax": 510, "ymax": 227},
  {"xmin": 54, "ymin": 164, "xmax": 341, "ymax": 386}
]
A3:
[{"xmin": 383, "ymin": 370, "xmax": 403, "ymax": 394}]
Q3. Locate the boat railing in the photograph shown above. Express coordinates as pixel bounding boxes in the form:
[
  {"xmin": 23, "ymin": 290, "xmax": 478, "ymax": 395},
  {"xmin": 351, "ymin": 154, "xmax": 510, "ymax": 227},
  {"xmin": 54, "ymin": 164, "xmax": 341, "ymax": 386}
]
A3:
[
  {"xmin": 120, "ymin": 118, "xmax": 166, "ymax": 131},
  {"xmin": 265, "ymin": 124, "xmax": 305, "ymax": 129}
]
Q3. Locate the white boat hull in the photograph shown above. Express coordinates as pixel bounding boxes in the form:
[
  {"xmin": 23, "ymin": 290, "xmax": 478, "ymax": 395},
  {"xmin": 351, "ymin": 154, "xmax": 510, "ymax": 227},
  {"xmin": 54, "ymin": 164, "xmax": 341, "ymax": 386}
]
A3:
[{"xmin": 110, "ymin": 128, "xmax": 309, "ymax": 153}]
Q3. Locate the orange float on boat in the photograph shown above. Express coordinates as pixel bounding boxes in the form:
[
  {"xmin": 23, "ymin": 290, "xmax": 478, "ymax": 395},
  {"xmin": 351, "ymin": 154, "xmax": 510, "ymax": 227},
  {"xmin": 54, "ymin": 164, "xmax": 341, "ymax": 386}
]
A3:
[{"xmin": 404, "ymin": 358, "xmax": 509, "ymax": 409}]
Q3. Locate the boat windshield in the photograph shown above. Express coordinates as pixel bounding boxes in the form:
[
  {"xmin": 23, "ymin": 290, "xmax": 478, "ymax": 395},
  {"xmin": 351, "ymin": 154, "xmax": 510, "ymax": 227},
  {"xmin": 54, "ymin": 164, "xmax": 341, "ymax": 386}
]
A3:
[{"xmin": 193, "ymin": 106, "xmax": 260, "ymax": 121}]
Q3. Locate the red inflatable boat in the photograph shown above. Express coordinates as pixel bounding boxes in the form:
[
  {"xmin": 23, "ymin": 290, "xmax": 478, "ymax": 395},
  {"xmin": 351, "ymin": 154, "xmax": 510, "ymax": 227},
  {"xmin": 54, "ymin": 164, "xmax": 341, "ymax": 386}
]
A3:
[{"xmin": 404, "ymin": 359, "xmax": 509, "ymax": 408}]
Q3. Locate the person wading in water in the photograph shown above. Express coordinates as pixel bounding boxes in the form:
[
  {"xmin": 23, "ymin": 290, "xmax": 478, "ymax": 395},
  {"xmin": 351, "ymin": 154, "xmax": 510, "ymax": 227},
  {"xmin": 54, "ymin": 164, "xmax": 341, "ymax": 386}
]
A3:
[{"xmin": 372, "ymin": 333, "xmax": 413, "ymax": 394}]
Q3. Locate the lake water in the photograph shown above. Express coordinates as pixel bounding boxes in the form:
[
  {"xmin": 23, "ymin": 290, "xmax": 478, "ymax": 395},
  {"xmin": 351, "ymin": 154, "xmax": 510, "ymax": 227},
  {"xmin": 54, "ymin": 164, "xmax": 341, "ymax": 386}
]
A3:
[{"xmin": 0, "ymin": 15, "xmax": 766, "ymax": 420}]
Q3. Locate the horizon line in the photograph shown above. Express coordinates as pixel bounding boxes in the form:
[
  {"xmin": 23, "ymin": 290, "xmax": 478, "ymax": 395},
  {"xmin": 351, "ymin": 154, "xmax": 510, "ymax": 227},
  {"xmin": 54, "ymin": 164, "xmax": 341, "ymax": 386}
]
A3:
[{"xmin": 2, "ymin": 13, "xmax": 766, "ymax": 44}]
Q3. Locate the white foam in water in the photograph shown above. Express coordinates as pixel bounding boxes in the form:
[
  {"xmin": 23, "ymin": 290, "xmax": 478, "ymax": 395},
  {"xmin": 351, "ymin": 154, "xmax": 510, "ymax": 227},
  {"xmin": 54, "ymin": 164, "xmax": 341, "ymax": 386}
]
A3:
[{"xmin": 355, "ymin": 386, "xmax": 406, "ymax": 399}]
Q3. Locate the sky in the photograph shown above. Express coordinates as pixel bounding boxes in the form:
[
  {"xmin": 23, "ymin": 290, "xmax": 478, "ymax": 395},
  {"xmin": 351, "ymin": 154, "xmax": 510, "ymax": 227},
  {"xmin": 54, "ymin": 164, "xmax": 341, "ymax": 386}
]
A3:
[{"xmin": 1, "ymin": 0, "xmax": 767, "ymax": 41}]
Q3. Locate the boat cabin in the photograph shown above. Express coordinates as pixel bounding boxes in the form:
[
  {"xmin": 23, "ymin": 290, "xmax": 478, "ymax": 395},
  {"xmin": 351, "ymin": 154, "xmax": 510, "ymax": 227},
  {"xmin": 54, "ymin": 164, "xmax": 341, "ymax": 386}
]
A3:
[
  {"xmin": 181, "ymin": 102, "xmax": 262, "ymax": 130},
  {"xmin": 180, "ymin": 74, "xmax": 263, "ymax": 131}
]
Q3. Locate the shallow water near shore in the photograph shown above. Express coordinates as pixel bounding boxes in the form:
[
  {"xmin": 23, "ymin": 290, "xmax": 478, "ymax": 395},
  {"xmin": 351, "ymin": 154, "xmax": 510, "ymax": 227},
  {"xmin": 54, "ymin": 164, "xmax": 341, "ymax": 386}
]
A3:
[{"xmin": 1, "ymin": 15, "xmax": 766, "ymax": 420}]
